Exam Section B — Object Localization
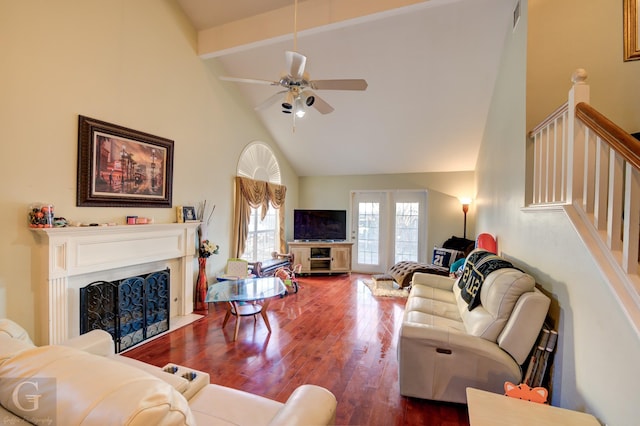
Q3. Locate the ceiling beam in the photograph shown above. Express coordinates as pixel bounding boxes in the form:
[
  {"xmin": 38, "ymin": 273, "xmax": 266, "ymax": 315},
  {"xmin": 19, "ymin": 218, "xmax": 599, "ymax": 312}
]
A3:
[{"xmin": 197, "ymin": 0, "xmax": 436, "ymax": 58}]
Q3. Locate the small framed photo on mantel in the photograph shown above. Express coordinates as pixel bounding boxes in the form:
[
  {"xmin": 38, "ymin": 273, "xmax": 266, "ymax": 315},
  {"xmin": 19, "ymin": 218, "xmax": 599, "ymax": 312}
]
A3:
[
  {"xmin": 182, "ymin": 206, "xmax": 197, "ymax": 222},
  {"xmin": 176, "ymin": 205, "xmax": 199, "ymax": 223}
]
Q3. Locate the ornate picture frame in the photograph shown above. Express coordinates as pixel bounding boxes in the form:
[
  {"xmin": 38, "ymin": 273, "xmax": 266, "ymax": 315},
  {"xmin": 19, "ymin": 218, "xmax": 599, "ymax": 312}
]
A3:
[
  {"xmin": 624, "ymin": 0, "xmax": 640, "ymax": 61},
  {"xmin": 77, "ymin": 115, "xmax": 174, "ymax": 207}
]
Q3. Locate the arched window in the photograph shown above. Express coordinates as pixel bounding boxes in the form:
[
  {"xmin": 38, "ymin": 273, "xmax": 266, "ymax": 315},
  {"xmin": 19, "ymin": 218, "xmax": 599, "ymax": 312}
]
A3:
[{"xmin": 232, "ymin": 142, "xmax": 286, "ymax": 260}]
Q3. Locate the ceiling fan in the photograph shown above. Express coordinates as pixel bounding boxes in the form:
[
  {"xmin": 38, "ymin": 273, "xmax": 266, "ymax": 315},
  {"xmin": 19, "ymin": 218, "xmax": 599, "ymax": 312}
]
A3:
[{"xmin": 219, "ymin": 0, "xmax": 368, "ymax": 120}]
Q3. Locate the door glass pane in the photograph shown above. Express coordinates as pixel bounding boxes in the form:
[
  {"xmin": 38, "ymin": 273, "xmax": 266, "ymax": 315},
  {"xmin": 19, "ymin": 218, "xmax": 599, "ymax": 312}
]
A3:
[
  {"xmin": 357, "ymin": 202, "xmax": 380, "ymax": 265},
  {"xmin": 395, "ymin": 202, "xmax": 419, "ymax": 262}
]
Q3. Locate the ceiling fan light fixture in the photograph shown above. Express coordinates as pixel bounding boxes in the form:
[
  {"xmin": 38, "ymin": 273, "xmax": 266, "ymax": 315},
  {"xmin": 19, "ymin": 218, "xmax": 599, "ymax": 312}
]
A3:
[{"xmin": 294, "ymin": 97, "xmax": 306, "ymax": 118}]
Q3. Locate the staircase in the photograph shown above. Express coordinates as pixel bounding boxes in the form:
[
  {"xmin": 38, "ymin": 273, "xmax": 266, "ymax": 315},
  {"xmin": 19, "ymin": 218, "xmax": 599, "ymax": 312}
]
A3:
[{"xmin": 528, "ymin": 69, "xmax": 640, "ymax": 336}]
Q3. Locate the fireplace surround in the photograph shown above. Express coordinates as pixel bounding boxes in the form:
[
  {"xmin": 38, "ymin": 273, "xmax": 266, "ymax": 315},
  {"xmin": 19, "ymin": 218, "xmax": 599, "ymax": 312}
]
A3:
[{"xmin": 31, "ymin": 222, "xmax": 200, "ymax": 345}]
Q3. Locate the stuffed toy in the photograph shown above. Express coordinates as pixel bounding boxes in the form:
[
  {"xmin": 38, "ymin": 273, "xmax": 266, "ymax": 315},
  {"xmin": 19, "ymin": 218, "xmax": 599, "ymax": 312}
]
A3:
[
  {"xmin": 449, "ymin": 257, "xmax": 466, "ymax": 277},
  {"xmin": 504, "ymin": 382, "xmax": 548, "ymax": 404}
]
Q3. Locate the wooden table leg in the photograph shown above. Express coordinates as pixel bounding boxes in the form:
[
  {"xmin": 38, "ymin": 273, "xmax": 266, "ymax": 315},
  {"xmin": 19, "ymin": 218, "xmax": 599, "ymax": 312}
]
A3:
[
  {"xmin": 260, "ymin": 299, "xmax": 272, "ymax": 333},
  {"xmin": 222, "ymin": 302, "xmax": 241, "ymax": 341},
  {"xmin": 223, "ymin": 299, "xmax": 274, "ymax": 341},
  {"xmin": 232, "ymin": 301, "xmax": 241, "ymax": 341},
  {"xmin": 222, "ymin": 303, "xmax": 232, "ymax": 328}
]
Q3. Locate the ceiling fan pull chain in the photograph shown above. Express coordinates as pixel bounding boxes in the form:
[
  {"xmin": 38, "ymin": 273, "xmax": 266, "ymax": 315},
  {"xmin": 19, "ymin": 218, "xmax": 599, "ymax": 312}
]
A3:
[{"xmin": 293, "ymin": 0, "xmax": 298, "ymax": 52}]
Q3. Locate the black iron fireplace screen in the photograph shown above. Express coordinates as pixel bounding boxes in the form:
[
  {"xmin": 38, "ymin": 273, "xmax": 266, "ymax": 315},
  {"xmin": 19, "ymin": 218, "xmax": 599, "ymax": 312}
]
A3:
[{"xmin": 80, "ymin": 269, "xmax": 170, "ymax": 353}]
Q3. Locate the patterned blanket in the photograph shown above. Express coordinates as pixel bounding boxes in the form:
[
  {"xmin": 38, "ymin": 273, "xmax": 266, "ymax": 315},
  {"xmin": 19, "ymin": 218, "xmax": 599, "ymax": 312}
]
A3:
[{"xmin": 457, "ymin": 250, "xmax": 514, "ymax": 310}]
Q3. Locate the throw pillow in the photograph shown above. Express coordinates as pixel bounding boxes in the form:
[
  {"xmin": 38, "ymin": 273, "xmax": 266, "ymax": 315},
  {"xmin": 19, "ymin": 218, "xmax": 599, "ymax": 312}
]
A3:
[
  {"xmin": 458, "ymin": 250, "xmax": 514, "ymax": 310},
  {"xmin": 432, "ymin": 247, "xmax": 461, "ymax": 268}
]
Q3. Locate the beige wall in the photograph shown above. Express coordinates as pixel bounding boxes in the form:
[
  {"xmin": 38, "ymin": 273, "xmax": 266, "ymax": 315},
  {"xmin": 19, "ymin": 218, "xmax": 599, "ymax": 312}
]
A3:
[
  {"xmin": 0, "ymin": 0, "xmax": 298, "ymax": 336},
  {"xmin": 527, "ymin": 0, "xmax": 640, "ymax": 132},
  {"xmin": 297, "ymin": 172, "xmax": 476, "ymax": 259},
  {"xmin": 299, "ymin": 172, "xmax": 475, "ymax": 208},
  {"xmin": 299, "ymin": 171, "xmax": 475, "ymax": 213},
  {"xmin": 476, "ymin": 1, "xmax": 640, "ymax": 424}
]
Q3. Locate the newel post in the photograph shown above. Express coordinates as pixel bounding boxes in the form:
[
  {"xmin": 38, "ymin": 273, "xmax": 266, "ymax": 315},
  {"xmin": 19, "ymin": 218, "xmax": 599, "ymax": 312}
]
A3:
[{"xmin": 566, "ymin": 68, "xmax": 590, "ymax": 203}]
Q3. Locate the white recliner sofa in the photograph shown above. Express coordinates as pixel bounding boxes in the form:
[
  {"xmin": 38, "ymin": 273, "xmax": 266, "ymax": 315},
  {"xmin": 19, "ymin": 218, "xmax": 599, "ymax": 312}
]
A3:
[
  {"xmin": 398, "ymin": 249, "xmax": 550, "ymax": 403},
  {"xmin": 0, "ymin": 319, "xmax": 337, "ymax": 425}
]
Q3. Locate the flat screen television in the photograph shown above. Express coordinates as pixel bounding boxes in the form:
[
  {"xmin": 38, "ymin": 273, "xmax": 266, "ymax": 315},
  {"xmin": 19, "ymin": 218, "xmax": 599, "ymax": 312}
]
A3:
[{"xmin": 293, "ymin": 209, "xmax": 347, "ymax": 241}]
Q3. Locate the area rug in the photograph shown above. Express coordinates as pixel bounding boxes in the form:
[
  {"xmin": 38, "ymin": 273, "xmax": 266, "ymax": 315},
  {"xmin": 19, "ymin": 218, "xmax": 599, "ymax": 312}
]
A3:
[{"xmin": 363, "ymin": 278, "xmax": 409, "ymax": 298}]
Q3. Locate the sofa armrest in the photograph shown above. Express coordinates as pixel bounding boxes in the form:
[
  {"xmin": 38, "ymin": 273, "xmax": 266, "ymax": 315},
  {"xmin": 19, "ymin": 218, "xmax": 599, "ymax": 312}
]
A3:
[
  {"xmin": 0, "ymin": 319, "xmax": 34, "ymax": 345},
  {"xmin": 268, "ymin": 385, "xmax": 337, "ymax": 426},
  {"xmin": 497, "ymin": 289, "xmax": 550, "ymax": 364},
  {"xmin": 111, "ymin": 358, "xmax": 192, "ymax": 397},
  {"xmin": 411, "ymin": 272, "xmax": 456, "ymax": 291},
  {"xmin": 61, "ymin": 330, "xmax": 115, "ymax": 357}
]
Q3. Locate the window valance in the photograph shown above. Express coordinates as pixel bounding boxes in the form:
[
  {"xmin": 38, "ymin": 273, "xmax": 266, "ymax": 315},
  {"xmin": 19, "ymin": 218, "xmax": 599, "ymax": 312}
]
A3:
[{"xmin": 232, "ymin": 176, "xmax": 287, "ymax": 257}]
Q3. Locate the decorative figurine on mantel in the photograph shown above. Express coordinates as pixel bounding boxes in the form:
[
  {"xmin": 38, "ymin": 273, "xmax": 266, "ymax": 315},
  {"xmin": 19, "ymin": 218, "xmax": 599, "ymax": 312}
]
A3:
[{"xmin": 194, "ymin": 201, "xmax": 217, "ymax": 312}]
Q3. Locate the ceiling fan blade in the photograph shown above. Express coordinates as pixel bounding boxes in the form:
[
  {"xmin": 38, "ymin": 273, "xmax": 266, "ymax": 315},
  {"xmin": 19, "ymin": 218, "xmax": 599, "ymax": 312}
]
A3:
[
  {"xmin": 285, "ymin": 51, "xmax": 307, "ymax": 80},
  {"xmin": 255, "ymin": 90, "xmax": 288, "ymax": 111},
  {"xmin": 311, "ymin": 94, "xmax": 335, "ymax": 115},
  {"xmin": 220, "ymin": 76, "xmax": 277, "ymax": 86},
  {"xmin": 310, "ymin": 79, "xmax": 368, "ymax": 91}
]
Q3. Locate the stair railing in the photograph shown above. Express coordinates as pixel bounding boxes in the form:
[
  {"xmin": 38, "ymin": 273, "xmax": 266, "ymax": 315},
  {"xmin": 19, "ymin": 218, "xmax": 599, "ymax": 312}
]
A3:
[{"xmin": 528, "ymin": 69, "xmax": 640, "ymax": 335}]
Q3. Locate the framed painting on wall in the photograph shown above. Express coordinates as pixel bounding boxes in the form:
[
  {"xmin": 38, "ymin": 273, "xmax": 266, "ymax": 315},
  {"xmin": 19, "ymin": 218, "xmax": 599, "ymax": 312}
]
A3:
[{"xmin": 77, "ymin": 115, "xmax": 174, "ymax": 207}]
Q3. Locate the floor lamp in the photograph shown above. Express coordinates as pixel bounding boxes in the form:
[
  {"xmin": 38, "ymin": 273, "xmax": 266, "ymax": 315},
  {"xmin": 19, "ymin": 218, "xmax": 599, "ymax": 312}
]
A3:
[{"xmin": 460, "ymin": 198, "xmax": 471, "ymax": 239}]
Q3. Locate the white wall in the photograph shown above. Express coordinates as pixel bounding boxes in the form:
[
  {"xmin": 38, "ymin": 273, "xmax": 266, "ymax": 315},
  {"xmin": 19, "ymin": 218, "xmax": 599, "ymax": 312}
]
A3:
[
  {"xmin": 426, "ymin": 189, "xmax": 470, "ymax": 259},
  {"xmin": 0, "ymin": 0, "xmax": 298, "ymax": 338},
  {"xmin": 476, "ymin": 1, "xmax": 640, "ymax": 424}
]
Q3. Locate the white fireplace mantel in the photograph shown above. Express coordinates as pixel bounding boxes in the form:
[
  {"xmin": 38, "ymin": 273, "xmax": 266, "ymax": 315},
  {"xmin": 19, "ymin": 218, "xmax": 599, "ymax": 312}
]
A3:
[{"xmin": 31, "ymin": 223, "xmax": 200, "ymax": 345}]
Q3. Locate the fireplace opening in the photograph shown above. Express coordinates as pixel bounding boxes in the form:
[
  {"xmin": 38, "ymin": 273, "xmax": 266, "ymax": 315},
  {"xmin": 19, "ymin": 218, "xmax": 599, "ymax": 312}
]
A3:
[{"xmin": 80, "ymin": 269, "xmax": 170, "ymax": 353}]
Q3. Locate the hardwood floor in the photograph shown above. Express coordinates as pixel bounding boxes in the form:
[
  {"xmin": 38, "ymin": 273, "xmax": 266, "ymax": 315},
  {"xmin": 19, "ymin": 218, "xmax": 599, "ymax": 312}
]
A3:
[{"xmin": 124, "ymin": 273, "xmax": 470, "ymax": 426}]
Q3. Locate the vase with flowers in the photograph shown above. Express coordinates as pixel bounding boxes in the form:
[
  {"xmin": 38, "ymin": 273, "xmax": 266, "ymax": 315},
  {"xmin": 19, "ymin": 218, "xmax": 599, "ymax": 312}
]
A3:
[{"xmin": 195, "ymin": 239, "xmax": 219, "ymax": 311}]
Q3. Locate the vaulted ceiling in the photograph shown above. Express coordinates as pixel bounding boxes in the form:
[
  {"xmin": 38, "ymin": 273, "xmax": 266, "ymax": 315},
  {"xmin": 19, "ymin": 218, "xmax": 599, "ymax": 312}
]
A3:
[{"xmin": 177, "ymin": 0, "xmax": 516, "ymax": 176}]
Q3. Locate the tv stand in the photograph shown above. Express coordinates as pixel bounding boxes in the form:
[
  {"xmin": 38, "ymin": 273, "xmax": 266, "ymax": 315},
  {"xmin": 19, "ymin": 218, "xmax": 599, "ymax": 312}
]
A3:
[{"xmin": 288, "ymin": 241, "xmax": 353, "ymax": 275}]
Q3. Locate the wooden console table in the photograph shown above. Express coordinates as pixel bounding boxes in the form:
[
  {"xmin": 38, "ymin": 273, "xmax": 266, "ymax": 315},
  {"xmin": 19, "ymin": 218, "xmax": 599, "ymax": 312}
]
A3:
[
  {"xmin": 288, "ymin": 241, "xmax": 352, "ymax": 275},
  {"xmin": 466, "ymin": 388, "xmax": 600, "ymax": 425}
]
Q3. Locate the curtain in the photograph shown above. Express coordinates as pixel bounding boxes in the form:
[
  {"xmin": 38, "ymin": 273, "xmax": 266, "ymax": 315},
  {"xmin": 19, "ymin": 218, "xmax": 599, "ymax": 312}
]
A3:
[{"xmin": 231, "ymin": 176, "xmax": 287, "ymax": 258}]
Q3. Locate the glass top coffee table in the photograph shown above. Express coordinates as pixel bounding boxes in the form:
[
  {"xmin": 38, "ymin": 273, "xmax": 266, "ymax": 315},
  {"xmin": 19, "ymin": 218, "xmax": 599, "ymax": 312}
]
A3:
[{"xmin": 205, "ymin": 276, "xmax": 286, "ymax": 341}]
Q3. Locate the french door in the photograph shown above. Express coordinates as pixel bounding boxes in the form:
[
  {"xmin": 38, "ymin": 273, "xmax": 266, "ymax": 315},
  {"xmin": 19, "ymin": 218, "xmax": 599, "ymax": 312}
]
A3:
[{"xmin": 351, "ymin": 191, "xmax": 427, "ymax": 273}]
